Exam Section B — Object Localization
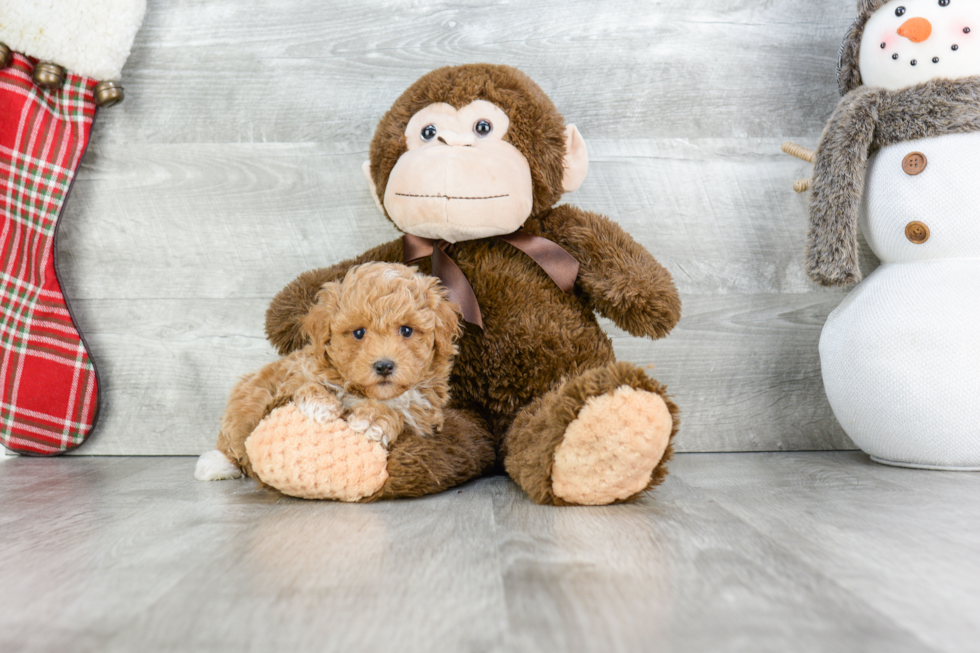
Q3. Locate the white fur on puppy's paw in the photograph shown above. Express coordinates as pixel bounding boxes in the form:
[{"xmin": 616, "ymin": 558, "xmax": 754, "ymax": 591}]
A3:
[
  {"xmin": 296, "ymin": 397, "xmax": 341, "ymax": 424},
  {"xmin": 194, "ymin": 450, "xmax": 243, "ymax": 481},
  {"xmin": 347, "ymin": 416, "xmax": 371, "ymax": 434},
  {"xmin": 348, "ymin": 417, "xmax": 388, "ymax": 445}
]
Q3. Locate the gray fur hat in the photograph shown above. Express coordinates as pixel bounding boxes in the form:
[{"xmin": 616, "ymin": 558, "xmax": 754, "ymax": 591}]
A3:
[{"xmin": 838, "ymin": 0, "xmax": 891, "ymax": 95}]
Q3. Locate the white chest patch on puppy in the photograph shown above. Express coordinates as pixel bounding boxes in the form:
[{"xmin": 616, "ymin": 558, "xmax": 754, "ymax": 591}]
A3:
[
  {"xmin": 381, "ymin": 388, "xmax": 434, "ymax": 434},
  {"xmin": 327, "ymin": 383, "xmax": 434, "ymax": 435}
]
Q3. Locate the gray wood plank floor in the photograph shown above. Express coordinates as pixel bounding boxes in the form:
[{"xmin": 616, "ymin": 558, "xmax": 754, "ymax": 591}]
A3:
[
  {"xmin": 2, "ymin": 453, "xmax": 978, "ymax": 653},
  {"xmin": 50, "ymin": 0, "xmax": 868, "ymax": 455}
]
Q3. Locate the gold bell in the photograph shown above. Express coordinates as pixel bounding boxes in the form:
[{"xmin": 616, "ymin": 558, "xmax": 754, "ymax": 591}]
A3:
[
  {"xmin": 0, "ymin": 43, "xmax": 12, "ymax": 69},
  {"xmin": 94, "ymin": 80, "xmax": 124, "ymax": 108},
  {"xmin": 34, "ymin": 62, "xmax": 66, "ymax": 89}
]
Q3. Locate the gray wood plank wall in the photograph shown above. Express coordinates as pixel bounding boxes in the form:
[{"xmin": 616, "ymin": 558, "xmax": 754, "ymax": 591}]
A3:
[{"xmin": 53, "ymin": 0, "xmax": 868, "ymax": 455}]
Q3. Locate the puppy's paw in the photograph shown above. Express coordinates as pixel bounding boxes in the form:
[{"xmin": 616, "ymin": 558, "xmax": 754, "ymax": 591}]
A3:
[
  {"xmin": 294, "ymin": 383, "xmax": 343, "ymax": 424},
  {"xmin": 296, "ymin": 397, "xmax": 342, "ymax": 424},
  {"xmin": 195, "ymin": 450, "xmax": 243, "ymax": 481},
  {"xmin": 347, "ymin": 403, "xmax": 403, "ymax": 448},
  {"xmin": 348, "ymin": 415, "xmax": 386, "ymax": 442}
]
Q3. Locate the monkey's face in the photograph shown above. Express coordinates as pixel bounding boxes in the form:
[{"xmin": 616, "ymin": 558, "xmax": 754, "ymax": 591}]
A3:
[
  {"xmin": 381, "ymin": 100, "xmax": 534, "ymax": 243},
  {"xmin": 363, "ymin": 66, "xmax": 591, "ymax": 242},
  {"xmin": 860, "ymin": 0, "xmax": 980, "ymax": 90}
]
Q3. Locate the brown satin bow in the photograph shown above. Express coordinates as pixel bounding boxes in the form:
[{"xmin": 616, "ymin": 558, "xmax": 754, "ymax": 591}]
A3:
[{"xmin": 403, "ymin": 231, "xmax": 580, "ymax": 329}]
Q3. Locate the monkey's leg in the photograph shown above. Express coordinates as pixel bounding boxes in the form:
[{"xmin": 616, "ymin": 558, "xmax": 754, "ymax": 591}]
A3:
[
  {"xmin": 365, "ymin": 406, "xmax": 497, "ymax": 501},
  {"xmin": 502, "ymin": 362, "xmax": 678, "ymax": 506}
]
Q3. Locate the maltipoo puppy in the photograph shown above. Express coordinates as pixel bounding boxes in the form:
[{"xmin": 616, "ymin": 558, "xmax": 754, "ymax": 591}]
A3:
[{"xmin": 195, "ymin": 262, "xmax": 461, "ymax": 481}]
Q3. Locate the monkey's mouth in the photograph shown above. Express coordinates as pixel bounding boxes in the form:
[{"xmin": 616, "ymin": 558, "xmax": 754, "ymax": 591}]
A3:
[{"xmin": 394, "ymin": 193, "xmax": 509, "ymax": 200}]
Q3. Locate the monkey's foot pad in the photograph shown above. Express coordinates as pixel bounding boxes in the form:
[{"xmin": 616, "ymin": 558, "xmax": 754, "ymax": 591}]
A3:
[
  {"xmin": 552, "ymin": 386, "xmax": 672, "ymax": 505},
  {"xmin": 245, "ymin": 404, "xmax": 388, "ymax": 501}
]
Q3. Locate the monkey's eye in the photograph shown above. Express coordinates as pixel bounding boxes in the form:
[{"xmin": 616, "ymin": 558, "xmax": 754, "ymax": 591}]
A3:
[
  {"xmin": 421, "ymin": 124, "xmax": 437, "ymax": 141},
  {"xmin": 474, "ymin": 120, "xmax": 493, "ymax": 137},
  {"xmin": 896, "ymin": 6, "xmax": 906, "ymax": 15},
  {"xmin": 352, "ymin": 328, "xmax": 366, "ymax": 340},
  {"xmin": 399, "ymin": 326, "xmax": 414, "ymax": 338}
]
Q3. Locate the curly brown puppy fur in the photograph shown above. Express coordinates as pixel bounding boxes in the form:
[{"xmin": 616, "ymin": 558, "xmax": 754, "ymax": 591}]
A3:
[{"xmin": 204, "ymin": 262, "xmax": 460, "ymax": 479}]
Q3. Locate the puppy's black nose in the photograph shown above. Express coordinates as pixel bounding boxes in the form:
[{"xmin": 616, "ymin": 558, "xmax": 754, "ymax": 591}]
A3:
[{"xmin": 373, "ymin": 359, "xmax": 395, "ymax": 377}]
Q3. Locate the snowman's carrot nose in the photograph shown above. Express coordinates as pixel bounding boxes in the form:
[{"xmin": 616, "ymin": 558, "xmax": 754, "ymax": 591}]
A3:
[{"xmin": 898, "ymin": 17, "xmax": 932, "ymax": 43}]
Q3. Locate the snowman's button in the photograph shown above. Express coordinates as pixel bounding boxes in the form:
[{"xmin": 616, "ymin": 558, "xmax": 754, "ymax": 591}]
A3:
[
  {"xmin": 905, "ymin": 221, "xmax": 930, "ymax": 244},
  {"xmin": 902, "ymin": 152, "xmax": 927, "ymax": 175}
]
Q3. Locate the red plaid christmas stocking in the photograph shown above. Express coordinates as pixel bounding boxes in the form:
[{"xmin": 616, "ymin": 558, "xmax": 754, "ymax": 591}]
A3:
[{"xmin": 0, "ymin": 53, "xmax": 100, "ymax": 455}]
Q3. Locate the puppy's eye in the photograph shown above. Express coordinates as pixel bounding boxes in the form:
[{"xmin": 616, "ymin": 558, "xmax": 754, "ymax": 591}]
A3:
[
  {"xmin": 399, "ymin": 326, "xmax": 414, "ymax": 338},
  {"xmin": 421, "ymin": 124, "xmax": 437, "ymax": 141},
  {"xmin": 474, "ymin": 120, "xmax": 492, "ymax": 137},
  {"xmin": 896, "ymin": 6, "xmax": 906, "ymax": 15},
  {"xmin": 352, "ymin": 328, "xmax": 366, "ymax": 340}
]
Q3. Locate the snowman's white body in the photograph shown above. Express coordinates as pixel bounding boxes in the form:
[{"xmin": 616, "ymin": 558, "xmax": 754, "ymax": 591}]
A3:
[{"xmin": 819, "ymin": 132, "xmax": 980, "ymax": 468}]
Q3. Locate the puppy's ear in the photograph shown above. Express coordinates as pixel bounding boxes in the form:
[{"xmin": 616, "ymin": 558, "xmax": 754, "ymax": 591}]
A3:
[
  {"xmin": 301, "ymin": 282, "xmax": 342, "ymax": 348},
  {"xmin": 425, "ymin": 278, "xmax": 462, "ymax": 366}
]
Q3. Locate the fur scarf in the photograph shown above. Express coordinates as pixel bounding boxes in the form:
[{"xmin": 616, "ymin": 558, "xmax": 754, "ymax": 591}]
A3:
[{"xmin": 806, "ymin": 76, "xmax": 980, "ymax": 286}]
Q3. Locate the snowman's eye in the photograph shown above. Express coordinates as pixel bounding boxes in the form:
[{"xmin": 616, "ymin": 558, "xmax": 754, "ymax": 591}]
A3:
[
  {"xmin": 939, "ymin": 0, "xmax": 950, "ymax": 6},
  {"xmin": 896, "ymin": 6, "xmax": 906, "ymax": 15}
]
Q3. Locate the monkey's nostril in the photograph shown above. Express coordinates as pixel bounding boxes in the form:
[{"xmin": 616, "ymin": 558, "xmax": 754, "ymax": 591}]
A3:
[
  {"xmin": 437, "ymin": 136, "xmax": 448, "ymax": 145},
  {"xmin": 373, "ymin": 360, "xmax": 395, "ymax": 377}
]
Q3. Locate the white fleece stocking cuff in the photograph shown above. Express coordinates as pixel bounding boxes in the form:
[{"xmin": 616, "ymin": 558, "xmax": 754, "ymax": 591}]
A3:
[{"xmin": 0, "ymin": 0, "xmax": 146, "ymax": 80}]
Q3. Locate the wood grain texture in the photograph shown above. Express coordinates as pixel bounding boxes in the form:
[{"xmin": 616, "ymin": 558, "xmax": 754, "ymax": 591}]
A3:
[
  {"xmin": 65, "ymin": 298, "xmax": 277, "ymax": 456},
  {"xmin": 678, "ymin": 453, "xmax": 980, "ymax": 653},
  {"xmin": 47, "ymin": 0, "xmax": 872, "ymax": 454},
  {"xmin": 3, "ymin": 454, "xmax": 978, "ymax": 652},
  {"xmin": 91, "ymin": 0, "xmax": 852, "ymax": 145},
  {"xmin": 490, "ymin": 461, "xmax": 936, "ymax": 653},
  {"xmin": 64, "ymin": 293, "xmax": 850, "ymax": 456},
  {"xmin": 59, "ymin": 139, "xmax": 878, "ymax": 299}
]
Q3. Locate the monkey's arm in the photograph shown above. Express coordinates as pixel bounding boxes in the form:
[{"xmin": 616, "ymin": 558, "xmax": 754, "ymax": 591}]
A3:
[
  {"xmin": 265, "ymin": 238, "xmax": 404, "ymax": 354},
  {"xmin": 540, "ymin": 205, "xmax": 681, "ymax": 339},
  {"xmin": 806, "ymin": 86, "xmax": 882, "ymax": 287}
]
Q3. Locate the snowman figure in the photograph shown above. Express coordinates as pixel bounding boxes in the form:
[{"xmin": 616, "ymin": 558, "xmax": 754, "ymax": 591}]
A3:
[{"xmin": 806, "ymin": 0, "xmax": 980, "ymax": 469}]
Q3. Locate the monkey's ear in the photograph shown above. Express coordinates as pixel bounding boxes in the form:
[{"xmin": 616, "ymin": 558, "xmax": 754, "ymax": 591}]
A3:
[
  {"xmin": 362, "ymin": 160, "xmax": 386, "ymax": 215},
  {"xmin": 561, "ymin": 125, "xmax": 589, "ymax": 192},
  {"xmin": 301, "ymin": 282, "xmax": 342, "ymax": 348}
]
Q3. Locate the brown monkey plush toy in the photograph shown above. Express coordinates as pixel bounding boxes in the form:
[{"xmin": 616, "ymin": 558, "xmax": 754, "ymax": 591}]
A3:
[{"xmin": 266, "ymin": 64, "xmax": 681, "ymax": 505}]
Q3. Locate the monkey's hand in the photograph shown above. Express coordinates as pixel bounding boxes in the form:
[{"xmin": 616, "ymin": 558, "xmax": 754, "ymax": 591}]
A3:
[
  {"xmin": 347, "ymin": 401, "xmax": 404, "ymax": 448},
  {"xmin": 544, "ymin": 205, "xmax": 681, "ymax": 340},
  {"xmin": 293, "ymin": 383, "xmax": 344, "ymax": 424}
]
